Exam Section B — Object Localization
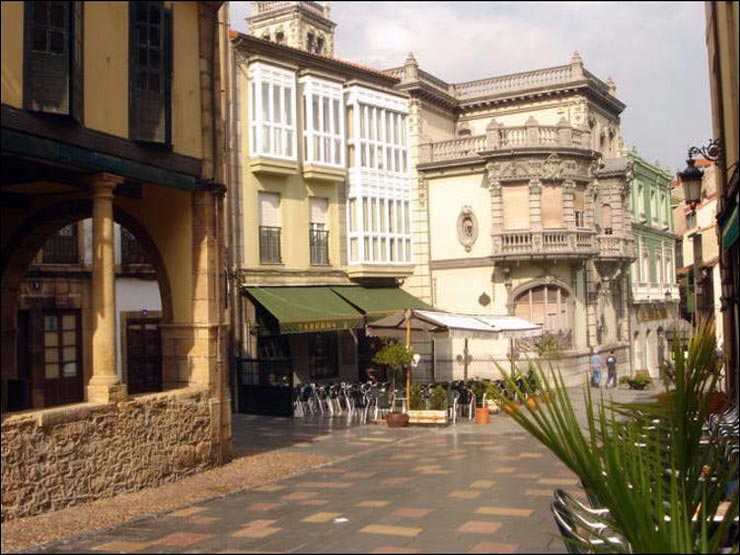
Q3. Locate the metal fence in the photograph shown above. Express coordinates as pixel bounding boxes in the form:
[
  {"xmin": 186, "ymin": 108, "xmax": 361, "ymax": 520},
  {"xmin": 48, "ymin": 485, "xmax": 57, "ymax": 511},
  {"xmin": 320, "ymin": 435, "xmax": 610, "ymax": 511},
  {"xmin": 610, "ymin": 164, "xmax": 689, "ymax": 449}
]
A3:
[{"xmin": 309, "ymin": 229, "xmax": 329, "ymax": 265}]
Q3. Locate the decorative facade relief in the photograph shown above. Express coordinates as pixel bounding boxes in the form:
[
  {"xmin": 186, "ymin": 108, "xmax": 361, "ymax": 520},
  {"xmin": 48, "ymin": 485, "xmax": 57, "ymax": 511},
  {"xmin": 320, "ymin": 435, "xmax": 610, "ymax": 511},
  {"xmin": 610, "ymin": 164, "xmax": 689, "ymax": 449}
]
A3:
[{"xmin": 457, "ymin": 206, "xmax": 479, "ymax": 252}]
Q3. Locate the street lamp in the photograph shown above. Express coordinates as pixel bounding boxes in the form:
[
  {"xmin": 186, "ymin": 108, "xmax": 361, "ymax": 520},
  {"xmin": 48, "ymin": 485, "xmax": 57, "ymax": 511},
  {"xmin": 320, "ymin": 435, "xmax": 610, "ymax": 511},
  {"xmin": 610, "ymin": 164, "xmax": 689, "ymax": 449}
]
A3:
[{"xmin": 678, "ymin": 139, "xmax": 722, "ymax": 210}]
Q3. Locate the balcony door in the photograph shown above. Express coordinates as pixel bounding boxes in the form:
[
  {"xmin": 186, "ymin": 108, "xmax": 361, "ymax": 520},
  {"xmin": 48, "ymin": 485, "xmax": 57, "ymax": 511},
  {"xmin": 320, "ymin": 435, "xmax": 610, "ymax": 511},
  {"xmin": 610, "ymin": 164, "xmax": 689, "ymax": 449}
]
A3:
[{"xmin": 126, "ymin": 318, "xmax": 162, "ymax": 394}]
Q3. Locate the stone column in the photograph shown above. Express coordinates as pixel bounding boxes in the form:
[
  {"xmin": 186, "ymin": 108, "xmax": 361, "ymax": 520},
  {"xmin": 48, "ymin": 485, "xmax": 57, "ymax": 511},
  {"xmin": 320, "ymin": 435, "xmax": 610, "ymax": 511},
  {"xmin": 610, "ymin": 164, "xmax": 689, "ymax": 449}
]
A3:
[{"xmin": 87, "ymin": 173, "xmax": 126, "ymax": 403}]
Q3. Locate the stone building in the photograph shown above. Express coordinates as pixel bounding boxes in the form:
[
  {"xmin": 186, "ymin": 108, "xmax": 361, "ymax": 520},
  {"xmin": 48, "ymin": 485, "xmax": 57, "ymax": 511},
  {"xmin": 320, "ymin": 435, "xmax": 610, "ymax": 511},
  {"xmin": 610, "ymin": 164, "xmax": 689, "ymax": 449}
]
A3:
[
  {"xmin": 704, "ymin": 1, "xmax": 738, "ymax": 398},
  {"xmin": 386, "ymin": 52, "xmax": 634, "ymax": 383},
  {"xmin": 247, "ymin": 1, "xmax": 335, "ymax": 55},
  {"xmin": 624, "ymin": 150, "xmax": 682, "ymax": 378},
  {"xmin": 1, "ymin": 1, "xmax": 231, "ymax": 520},
  {"xmin": 673, "ymin": 161, "xmax": 724, "ymax": 346},
  {"xmin": 228, "ymin": 2, "xmax": 426, "ymax": 414}
]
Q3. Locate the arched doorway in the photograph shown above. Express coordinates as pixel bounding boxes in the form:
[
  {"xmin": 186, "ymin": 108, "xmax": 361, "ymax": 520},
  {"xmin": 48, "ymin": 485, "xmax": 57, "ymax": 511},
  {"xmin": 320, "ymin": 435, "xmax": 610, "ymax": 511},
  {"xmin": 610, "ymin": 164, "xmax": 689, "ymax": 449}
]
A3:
[
  {"xmin": 1, "ymin": 200, "xmax": 173, "ymax": 411},
  {"xmin": 633, "ymin": 330, "xmax": 642, "ymax": 372},
  {"xmin": 513, "ymin": 283, "xmax": 573, "ymax": 349}
]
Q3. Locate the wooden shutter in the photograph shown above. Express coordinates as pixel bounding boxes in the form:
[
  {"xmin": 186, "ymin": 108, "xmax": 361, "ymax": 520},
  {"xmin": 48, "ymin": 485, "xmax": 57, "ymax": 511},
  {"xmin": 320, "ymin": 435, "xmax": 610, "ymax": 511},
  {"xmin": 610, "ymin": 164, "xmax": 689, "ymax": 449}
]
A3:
[
  {"xmin": 24, "ymin": 1, "xmax": 71, "ymax": 114},
  {"xmin": 502, "ymin": 184, "xmax": 531, "ymax": 230},
  {"xmin": 541, "ymin": 185, "xmax": 563, "ymax": 228},
  {"xmin": 70, "ymin": 2, "xmax": 84, "ymax": 123},
  {"xmin": 129, "ymin": 1, "xmax": 172, "ymax": 144}
]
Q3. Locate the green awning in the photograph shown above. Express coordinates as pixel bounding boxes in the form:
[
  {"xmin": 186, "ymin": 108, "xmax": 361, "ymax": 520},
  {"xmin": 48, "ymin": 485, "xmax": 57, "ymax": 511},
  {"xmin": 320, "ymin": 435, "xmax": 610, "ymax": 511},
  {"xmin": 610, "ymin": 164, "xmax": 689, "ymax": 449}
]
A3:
[
  {"xmin": 331, "ymin": 285, "xmax": 430, "ymax": 321},
  {"xmin": 244, "ymin": 286, "xmax": 364, "ymax": 334},
  {"xmin": 721, "ymin": 205, "xmax": 738, "ymax": 252}
]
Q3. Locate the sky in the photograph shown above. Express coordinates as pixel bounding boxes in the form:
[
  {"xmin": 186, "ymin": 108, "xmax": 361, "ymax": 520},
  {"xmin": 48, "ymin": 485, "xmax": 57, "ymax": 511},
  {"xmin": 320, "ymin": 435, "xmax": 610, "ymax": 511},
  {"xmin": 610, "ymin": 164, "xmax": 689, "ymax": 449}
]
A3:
[{"xmin": 230, "ymin": 1, "xmax": 713, "ymax": 174}]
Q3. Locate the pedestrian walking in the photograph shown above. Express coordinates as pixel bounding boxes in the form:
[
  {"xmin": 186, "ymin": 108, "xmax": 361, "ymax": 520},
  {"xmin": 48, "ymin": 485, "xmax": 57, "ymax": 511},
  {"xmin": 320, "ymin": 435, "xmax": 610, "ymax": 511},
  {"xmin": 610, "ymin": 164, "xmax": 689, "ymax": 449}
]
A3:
[
  {"xmin": 606, "ymin": 350, "xmax": 617, "ymax": 388},
  {"xmin": 590, "ymin": 350, "xmax": 602, "ymax": 388}
]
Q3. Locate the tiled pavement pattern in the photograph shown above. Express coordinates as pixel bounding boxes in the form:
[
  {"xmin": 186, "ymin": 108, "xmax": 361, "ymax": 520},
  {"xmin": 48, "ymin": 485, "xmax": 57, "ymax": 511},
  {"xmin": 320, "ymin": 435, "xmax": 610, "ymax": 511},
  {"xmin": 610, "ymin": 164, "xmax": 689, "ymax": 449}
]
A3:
[{"xmin": 34, "ymin": 388, "xmax": 655, "ymax": 554}]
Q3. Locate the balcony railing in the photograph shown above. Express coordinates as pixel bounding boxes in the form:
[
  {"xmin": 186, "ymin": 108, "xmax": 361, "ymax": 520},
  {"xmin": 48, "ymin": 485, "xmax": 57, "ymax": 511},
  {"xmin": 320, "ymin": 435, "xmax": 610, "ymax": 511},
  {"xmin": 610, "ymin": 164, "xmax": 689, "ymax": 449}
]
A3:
[
  {"xmin": 419, "ymin": 121, "xmax": 590, "ymax": 165},
  {"xmin": 596, "ymin": 235, "xmax": 634, "ymax": 259},
  {"xmin": 259, "ymin": 226, "xmax": 282, "ymax": 264},
  {"xmin": 456, "ymin": 65, "xmax": 574, "ymax": 99},
  {"xmin": 632, "ymin": 283, "xmax": 680, "ymax": 304},
  {"xmin": 494, "ymin": 229, "xmax": 596, "ymax": 259},
  {"xmin": 309, "ymin": 229, "xmax": 329, "ymax": 266}
]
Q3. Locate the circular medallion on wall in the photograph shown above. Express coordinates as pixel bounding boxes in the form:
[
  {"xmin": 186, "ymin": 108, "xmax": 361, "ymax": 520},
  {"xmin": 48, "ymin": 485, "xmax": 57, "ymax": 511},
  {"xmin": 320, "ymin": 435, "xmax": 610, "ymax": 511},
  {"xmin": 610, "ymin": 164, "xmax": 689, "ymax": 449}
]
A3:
[{"xmin": 457, "ymin": 206, "xmax": 478, "ymax": 252}]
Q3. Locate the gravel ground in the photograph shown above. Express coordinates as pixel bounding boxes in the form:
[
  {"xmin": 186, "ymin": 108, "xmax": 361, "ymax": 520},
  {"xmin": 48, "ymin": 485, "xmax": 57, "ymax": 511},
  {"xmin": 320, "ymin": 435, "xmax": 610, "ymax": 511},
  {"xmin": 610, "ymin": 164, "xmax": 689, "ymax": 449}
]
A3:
[{"xmin": 0, "ymin": 450, "xmax": 334, "ymax": 554}]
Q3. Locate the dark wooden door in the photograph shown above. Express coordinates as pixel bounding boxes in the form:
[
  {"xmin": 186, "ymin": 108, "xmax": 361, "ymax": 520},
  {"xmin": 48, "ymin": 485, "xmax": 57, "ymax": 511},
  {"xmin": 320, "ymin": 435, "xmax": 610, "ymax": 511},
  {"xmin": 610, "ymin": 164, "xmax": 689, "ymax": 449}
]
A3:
[
  {"xmin": 126, "ymin": 318, "xmax": 162, "ymax": 394},
  {"xmin": 42, "ymin": 310, "xmax": 83, "ymax": 407}
]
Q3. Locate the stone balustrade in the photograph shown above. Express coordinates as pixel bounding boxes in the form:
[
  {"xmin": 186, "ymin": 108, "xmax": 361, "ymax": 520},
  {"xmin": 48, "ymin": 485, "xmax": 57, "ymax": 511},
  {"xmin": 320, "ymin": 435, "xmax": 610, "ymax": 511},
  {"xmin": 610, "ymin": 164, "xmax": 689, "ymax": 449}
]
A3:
[
  {"xmin": 455, "ymin": 65, "xmax": 574, "ymax": 98},
  {"xmin": 494, "ymin": 229, "xmax": 596, "ymax": 259},
  {"xmin": 253, "ymin": 1, "xmax": 324, "ymax": 16},
  {"xmin": 596, "ymin": 235, "xmax": 634, "ymax": 259},
  {"xmin": 419, "ymin": 120, "xmax": 589, "ymax": 164}
]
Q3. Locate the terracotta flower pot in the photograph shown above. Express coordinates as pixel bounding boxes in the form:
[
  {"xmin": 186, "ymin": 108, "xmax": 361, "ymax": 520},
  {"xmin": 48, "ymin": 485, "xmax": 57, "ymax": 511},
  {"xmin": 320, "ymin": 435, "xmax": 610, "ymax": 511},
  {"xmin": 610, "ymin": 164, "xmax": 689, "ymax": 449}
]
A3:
[
  {"xmin": 385, "ymin": 412, "xmax": 410, "ymax": 428},
  {"xmin": 475, "ymin": 407, "xmax": 490, "ymax": 424}
]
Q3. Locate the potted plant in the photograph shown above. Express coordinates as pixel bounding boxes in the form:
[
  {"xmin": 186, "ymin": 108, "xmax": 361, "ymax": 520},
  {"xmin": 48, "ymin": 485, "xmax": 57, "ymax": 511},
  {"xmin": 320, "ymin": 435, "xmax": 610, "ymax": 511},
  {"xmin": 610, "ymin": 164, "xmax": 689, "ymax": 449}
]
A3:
[
  {"xmin": 626, "ymin": 373, "xmax": 653, "ymax": 390},
  {"xmin": 372, "ymin": 339, "xmax": 414, "ymax": 427},
  {"xmin": 407, "ymin": 384, "xmax": 448, "ymax": 425}
]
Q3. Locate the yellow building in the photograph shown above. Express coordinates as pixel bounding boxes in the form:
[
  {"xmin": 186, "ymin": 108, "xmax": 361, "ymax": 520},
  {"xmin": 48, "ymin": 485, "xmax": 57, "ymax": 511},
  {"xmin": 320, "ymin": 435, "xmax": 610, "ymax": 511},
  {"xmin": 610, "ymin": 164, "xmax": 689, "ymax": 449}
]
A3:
[
  {"xmin": 387, "ymin": 52, "xmax": 635, "ymax": 383},
  {"xmin": 705, "ymin": 1, "xmax": 738, "ymax": 398},
  {"xmin": 228, "ymin": 2, "xmax": 426, "ymax": 414},
  {"xmin": 1, "ymin": 1, "xmax": 231, "ymax": 520}
]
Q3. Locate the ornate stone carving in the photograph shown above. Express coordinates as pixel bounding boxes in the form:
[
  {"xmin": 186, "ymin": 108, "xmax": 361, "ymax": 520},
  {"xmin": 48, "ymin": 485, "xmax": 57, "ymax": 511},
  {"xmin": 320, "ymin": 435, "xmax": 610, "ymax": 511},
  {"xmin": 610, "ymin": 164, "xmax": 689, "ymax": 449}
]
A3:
[
  {"xmin": 528, "ymin": 179, "xmax": 541, "ymax": 194},
  {"xmin": 457, "ymin": 206, "xmax": 478, "ymax": 252},
  {"xmin": 478, "ymin": 292, "xmax": 491, "ymax": 307},
  {"xmin": 542, "ymin": 154, "xmax": 563, "ymax": 179},
  {"xmin": 417, "ymin": 176, "xmax": 427, "ymax": 207}
]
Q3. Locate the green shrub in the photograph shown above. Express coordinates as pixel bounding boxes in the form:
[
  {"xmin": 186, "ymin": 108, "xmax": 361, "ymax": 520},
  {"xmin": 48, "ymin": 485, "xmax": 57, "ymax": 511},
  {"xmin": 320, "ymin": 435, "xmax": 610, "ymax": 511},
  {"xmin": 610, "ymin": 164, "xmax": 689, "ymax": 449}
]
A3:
[
  {"xmin": 409, "ymin": 384, "xmax": 425, "ymax": 410},
  {"xmin": 429, "ymin": 385, "xmax": 447, "ymax": 411}
]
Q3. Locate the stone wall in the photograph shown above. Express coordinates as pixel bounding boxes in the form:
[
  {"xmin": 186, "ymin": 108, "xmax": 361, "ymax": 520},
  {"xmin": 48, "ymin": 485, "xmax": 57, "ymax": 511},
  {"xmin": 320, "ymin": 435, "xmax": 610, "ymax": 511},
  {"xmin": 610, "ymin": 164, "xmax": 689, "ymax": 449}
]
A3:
[{"xmin": 1, "ymin": 387, "xmax": 215, "ymax": 521}]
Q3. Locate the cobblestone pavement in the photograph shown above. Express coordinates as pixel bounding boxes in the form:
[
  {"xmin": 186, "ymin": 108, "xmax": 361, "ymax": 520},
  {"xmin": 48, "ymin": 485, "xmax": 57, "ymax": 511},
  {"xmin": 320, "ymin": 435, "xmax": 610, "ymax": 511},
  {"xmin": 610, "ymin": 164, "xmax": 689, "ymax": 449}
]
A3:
[{"xmin": 29, "ymin": 387, "xmax": 656, "ymax": 554}]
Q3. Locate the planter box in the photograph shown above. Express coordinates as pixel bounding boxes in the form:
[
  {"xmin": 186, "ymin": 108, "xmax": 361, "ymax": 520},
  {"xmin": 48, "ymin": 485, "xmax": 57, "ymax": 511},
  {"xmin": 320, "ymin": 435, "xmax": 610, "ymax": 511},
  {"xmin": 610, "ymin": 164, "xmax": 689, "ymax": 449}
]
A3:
[{"xmin": 407, "ymin": 409, "xmax": 448, "ymax": 426}]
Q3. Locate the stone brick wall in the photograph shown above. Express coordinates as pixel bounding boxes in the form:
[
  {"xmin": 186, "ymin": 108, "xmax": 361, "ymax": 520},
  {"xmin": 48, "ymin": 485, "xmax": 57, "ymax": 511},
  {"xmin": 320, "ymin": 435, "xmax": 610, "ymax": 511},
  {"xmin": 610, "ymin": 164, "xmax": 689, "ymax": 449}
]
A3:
[{"xmin": 1, "ymin": 387, "xmax": 215, "ymax": 521}]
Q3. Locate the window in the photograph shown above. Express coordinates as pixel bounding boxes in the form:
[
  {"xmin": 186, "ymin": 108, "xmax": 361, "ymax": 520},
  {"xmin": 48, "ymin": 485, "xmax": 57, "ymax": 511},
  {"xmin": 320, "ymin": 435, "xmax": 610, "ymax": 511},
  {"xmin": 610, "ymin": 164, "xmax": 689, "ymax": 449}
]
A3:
[
  {"xmin": 259, "ymin": 192, "xmax": 281, "ymax": 264},
  {"xmin": 541, "ymin": 185, "xmax": 563, "ymax": 228},
  {"xmin": 502, "ymin": 184, "xmax": 530, "ymax": 230},
  {"xmin": 309, "ymin": 197, "xmax": 329, "ymax": 265},
  {"xmin": 345, "ymin": 86, "xmax": 412, "ymax": 265},
  {"xmin": 356, "ymin": 103, "xmax": 407, "ymax": 174},
  {"xmin": 43, "ymin": 312, "xmax": 80, "ymax": 380},
  {"xmin": 307, "ymin": 32, "xmax": 315, "ymax": 52},
  {"xmin": 574, "ymin": 186, "xmax": 586, "ymax": 228},
  {"xmin": 42, "ymin": 223, "xmax": 78, "ymax": 264},
  {"xmin": 650, "ymin": 190, "xmax": 657, "ymax": 224},
  {"xmin": 686, "ymin": 211, "xmax": 697, "ymax": 229},
  {"xmin": 249, "ymin": 63, "xmax": 296, "ymax": 159},
  {"xmin": 514, "ymin": 285, "xmax": 572, "ymax": 347},
  {"xmin": 300, "ymin": 77, "xmax": 344, "ymax": 167},
  {"xmin": 316, "ymin": 36, "xmax": 325, "ymax": 54},
  {"xmin": 275, "ymin": 31, "xmax": 284, "ymax": 44},
  {"xmin": 24, "ymin": 1, "xmax": 83, "ymax": 120},
  {"xmin": 129, "ymin": 1, "xmax": 173, "ymax": 144},
  {"xmin": 120, "ymin": 227, "xmax": 148, "ymax": 265}
]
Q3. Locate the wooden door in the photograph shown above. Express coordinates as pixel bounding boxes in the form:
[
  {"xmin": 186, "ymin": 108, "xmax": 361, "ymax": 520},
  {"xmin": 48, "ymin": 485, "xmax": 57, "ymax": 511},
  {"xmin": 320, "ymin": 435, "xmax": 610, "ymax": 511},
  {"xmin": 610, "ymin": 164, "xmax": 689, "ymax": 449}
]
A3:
[
  {"xmin": 126, "ymin": 318, "xmax": 162, "ymax": 394},
  {"xmin": 42, "ymin": 310, "xmax": 83, "ymax": 407}
]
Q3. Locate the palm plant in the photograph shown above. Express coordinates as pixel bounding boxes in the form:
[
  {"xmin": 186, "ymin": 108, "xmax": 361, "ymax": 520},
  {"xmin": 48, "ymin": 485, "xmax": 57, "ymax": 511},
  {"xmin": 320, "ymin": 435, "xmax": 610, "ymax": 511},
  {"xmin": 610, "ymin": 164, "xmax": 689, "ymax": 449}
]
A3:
[{"xmin": 492, "ymin": 317, "xmax": 738, "ymax": 553}]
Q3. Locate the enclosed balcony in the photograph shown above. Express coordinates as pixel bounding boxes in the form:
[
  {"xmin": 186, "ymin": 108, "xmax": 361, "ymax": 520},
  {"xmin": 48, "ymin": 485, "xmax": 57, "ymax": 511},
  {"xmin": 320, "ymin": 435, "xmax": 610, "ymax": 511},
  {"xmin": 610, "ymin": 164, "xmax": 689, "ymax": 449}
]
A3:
[{"xmin": 596, "ymin": 235, "xmax": 635, "ymax": 260}]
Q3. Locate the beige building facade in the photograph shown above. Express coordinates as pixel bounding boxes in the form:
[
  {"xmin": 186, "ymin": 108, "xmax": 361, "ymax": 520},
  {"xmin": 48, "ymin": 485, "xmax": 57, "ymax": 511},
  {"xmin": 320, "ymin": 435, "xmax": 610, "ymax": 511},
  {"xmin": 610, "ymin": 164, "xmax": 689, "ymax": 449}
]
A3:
[
  {"xmin": 228, "ymin": 3, "xmax": 425, "ymax": 411},
  {"xmin": 387, "ymin": 52, "xmax": 634, "ymax": 383}
]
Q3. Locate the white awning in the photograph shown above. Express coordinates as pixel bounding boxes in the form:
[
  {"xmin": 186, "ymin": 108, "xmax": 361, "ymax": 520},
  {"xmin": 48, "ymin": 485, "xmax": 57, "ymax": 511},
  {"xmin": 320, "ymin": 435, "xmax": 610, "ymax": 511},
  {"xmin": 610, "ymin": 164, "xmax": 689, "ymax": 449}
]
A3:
[{"xmin": 366, "ymin": 309, "xmax": 541, "ymax": 340}]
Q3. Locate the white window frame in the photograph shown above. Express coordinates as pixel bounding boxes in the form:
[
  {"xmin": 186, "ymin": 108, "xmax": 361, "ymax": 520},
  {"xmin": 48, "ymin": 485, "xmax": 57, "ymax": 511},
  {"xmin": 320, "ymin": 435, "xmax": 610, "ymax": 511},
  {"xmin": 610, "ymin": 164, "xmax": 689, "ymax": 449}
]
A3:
[
  {"xmin": 249, "ymin": 62, "xmax": 297, "ymax": 160},
  {"xmin": 345, "ymin": 86, "xmax": 412, "ymax": 266},
  {"xmin": 300, "ymin": 76, "xmax": 345, "ymax": 168}
]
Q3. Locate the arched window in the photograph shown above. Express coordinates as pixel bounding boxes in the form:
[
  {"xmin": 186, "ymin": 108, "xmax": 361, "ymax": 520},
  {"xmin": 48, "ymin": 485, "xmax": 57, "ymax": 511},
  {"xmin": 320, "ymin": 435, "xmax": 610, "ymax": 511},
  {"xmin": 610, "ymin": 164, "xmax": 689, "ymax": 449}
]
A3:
[{"xmin": 514, "ymin": 284, "xmax": 571, "ymax": 333}]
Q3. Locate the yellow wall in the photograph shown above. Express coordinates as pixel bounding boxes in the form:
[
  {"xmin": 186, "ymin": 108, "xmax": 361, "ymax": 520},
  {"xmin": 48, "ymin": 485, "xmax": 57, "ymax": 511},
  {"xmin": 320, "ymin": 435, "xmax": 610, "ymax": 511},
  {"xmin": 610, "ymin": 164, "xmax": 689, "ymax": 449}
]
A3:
[
  {"xmin": 2, "ymin": 2, "xmax": 203, "ymax": 159},
  {"xmin": 0, "ymin": 1, "xmax": 23, "ymax": 108},
  {"xmin": 427, "ymin": 171, "xmax": 492, "ymax": 261},
  {"xmin": 84, "ymin": 2, "xmax": 129, "ymax": 137}
]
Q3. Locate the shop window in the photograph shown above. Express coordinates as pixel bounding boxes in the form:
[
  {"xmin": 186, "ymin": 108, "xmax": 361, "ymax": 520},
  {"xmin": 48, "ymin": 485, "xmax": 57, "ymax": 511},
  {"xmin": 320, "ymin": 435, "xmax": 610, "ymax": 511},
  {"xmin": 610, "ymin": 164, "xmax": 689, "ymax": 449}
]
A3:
[
  {"xmin": 309, "ymin": 333, "xmax": 338, "ymax": 380},
  {"xmin": 129, "ymin": 1, "xmax": 173, "ymax": 144},
  {"xmin": 24, "ymin": 1, "xmax": 83, "ymax": 121}
]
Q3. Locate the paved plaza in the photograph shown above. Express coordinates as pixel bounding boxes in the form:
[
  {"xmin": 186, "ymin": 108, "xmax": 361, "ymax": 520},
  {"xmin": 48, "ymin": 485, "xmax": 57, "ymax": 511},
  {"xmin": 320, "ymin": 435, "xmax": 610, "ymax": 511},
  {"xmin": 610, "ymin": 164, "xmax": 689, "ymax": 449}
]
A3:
[{"xmin": 25, "ymin": 388, "xmax": 654, "ymax": 554}]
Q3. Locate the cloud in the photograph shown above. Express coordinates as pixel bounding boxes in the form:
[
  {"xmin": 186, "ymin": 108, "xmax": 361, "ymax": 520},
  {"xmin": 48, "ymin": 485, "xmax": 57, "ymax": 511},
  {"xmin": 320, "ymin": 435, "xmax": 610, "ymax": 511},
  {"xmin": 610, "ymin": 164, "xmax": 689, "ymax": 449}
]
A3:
[{"xmin": 229, "ymin": 1, "xmax": 712, "ymax": 172}]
